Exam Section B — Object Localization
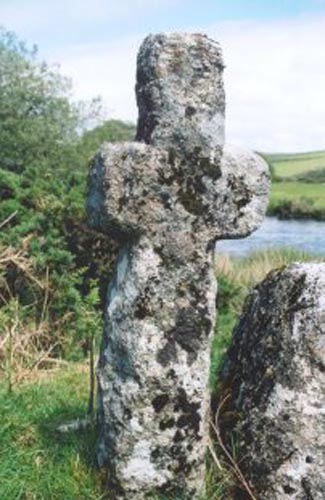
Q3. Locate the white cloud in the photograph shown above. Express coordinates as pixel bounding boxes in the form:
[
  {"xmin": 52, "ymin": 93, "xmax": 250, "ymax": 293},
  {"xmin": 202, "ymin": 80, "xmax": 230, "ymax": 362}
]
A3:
[
  {"xmin": 47, "ymin": 36, "xmax": 140, "ymax": 121},
  {"xmin": 207, "ymin": 15, "xmax": 325, "ymax": 152},
  {"xmin": 46, "ymin": 14, "xmax": 325, "ymax": 152}
]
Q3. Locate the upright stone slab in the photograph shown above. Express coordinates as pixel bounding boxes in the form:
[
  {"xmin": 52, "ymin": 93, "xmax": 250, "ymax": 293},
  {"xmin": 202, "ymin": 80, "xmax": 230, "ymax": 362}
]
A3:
[
  {"xmin": 220, "ymin": 263, "xmax": 325, "ymax": 499},
  {"xmin": 87, "ymin": 33, "xmax": 270, "ymax": 499}
]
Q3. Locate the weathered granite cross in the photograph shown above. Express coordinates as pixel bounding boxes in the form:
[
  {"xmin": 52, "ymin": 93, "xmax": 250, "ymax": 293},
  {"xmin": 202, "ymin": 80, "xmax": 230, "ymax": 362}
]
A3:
[{"xmin": 87, "ymin": 33, "xmax": 270, "ymax": 499}]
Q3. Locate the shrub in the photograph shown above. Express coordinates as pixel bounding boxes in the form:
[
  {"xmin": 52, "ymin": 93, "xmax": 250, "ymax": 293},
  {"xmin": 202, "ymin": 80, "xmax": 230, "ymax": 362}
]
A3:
[{"xmin": 0, "ymin": 27, "xmax": 134, "ymax": 380}]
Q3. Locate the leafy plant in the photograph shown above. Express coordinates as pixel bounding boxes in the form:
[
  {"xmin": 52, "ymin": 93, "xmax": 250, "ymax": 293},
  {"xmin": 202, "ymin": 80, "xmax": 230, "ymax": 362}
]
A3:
[{"xmin": 0, "ymin": 27, "xmax": 134, "ymax": 383}]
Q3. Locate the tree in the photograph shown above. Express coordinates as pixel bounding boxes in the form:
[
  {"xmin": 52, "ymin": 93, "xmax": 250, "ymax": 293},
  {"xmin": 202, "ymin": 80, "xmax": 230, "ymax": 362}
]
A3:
[
  {"xmin": 78, "ymin": 119, "xmax": 135, "ymax": 163},
  {"xmin": 1, "ymin": 29, "xmax": 74, "ymax": 172}
]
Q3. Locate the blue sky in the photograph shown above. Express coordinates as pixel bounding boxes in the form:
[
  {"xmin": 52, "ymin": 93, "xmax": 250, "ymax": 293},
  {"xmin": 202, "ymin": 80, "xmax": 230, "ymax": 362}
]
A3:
[
  {"xmin": 1, "ymin": 0, "xmax": 325, "ymax": 151},
  {"xmin": 2, "ymin": 0, "xmax": 324, "ymax": 46}
]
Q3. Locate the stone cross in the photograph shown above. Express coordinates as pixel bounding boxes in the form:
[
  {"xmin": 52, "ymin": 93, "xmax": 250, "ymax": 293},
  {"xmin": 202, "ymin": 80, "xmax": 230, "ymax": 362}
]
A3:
[{"xmin": 87, "ymin": 33, "xmax": 270, "ymax": 499}]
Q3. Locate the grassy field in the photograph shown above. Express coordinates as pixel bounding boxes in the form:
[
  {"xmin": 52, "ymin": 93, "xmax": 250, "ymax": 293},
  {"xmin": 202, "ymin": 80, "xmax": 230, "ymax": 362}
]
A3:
[
  {"xmin": 260, "ymin": 150, "xmax": 325, "ymax": 219},
  {"xmin": 263, "ymin": 150, "xmax": 325, "ymax": 179},
  {"xmin": 271, "ymin": 182, "xmax": 325, "ymax": 206}
]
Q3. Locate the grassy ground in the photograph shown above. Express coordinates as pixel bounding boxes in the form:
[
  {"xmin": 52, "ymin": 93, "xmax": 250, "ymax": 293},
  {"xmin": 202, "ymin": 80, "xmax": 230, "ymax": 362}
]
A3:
[{"xmin": 0, "ymin": 364, "xmax": 103, "ymax": 500}]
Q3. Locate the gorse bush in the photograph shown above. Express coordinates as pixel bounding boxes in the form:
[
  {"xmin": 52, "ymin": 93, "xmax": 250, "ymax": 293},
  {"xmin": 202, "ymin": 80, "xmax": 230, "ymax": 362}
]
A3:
[
  {"xmin": 0, "ymin": 238, "xmax": 103, "ymax": 393},
  {"xmin": 0, "ymin": 26, "xmax": 135, "ymax": 383}
]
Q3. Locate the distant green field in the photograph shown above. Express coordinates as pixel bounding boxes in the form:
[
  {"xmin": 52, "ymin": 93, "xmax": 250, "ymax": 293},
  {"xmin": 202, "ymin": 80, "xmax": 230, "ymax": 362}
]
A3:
[
  {"xmin": 263, "ymin": 150, "xmax": 325, "ymax": 179},
  {"xmin": 271, "ymin": 182, "xmax": 325, "ymax": 209},
  {"xmin": 268, "ymin": 182, "xmax": 325, "ymax": 219},
  {"xmin": 258, "ymin": 150, "xmax": 325, "ymax": 219}
]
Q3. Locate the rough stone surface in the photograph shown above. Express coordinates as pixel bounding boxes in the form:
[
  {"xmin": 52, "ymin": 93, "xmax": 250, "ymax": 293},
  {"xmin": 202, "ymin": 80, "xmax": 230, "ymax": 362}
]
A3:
[
  {"xmin": 135, "ymin": 33, "xmax": 225, "ymax": 166},
  {"xmin": 220, "ymin": 263, "xmax": 325, "ymax": 500},
  {"xmin": 87, "ymin": 32, "xmax": 270, "ymax": 499}
]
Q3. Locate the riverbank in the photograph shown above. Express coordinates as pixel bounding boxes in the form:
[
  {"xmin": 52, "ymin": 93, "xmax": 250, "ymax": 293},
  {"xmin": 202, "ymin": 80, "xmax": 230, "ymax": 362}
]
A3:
[
  {"xmin": 217, "ymin": 217, "xmax": 325, "ymax": 257},
  {"xmin": 268, "ymin": 182, "xmax": 325, "ymax": 220},
  {"xmin": 261, "ymin": 151, "xmax": 325, "ymax": 220}
]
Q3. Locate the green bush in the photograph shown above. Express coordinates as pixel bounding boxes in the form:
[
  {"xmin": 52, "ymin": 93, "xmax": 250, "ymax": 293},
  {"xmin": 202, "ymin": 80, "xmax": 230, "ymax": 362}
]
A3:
[{"xmin": 0, "ymin": 27, "xmax": 135, "ymax": 375}]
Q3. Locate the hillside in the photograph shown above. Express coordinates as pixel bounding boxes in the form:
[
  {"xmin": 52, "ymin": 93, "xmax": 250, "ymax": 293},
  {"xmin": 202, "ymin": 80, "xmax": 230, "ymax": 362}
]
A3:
[{"xmin": 262, "ymin": 150, "xmax": 325, "ymax": 180}]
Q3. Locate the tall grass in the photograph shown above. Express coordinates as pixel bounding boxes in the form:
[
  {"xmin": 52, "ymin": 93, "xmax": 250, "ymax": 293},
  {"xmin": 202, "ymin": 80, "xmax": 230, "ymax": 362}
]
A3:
[{"xmin": 216, "ymin": 247, "xmax": 318, "ymax": 288}]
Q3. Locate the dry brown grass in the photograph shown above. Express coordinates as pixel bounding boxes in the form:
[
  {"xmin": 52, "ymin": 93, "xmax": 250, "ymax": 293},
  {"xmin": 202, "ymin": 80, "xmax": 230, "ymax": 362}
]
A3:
[
  {"xmin": 215, "ymin": 247, "xmax": 322, "ymax": 289},
  {"xmin": 0, "ymin": 240, "xmax": 64, "ymax": 389}
]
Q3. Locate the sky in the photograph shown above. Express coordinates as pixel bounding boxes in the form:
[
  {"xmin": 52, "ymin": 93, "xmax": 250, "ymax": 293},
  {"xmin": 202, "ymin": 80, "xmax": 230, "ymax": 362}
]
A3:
[{"xmin": 1, "ymin": 0, "xmax": 325, "ymax": 152}]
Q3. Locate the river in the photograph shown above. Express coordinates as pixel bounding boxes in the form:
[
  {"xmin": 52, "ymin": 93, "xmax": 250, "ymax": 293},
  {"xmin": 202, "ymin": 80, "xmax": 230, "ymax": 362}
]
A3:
[{"xmin": 216, "ymin": 217, "xmax": 325, "ymax": 257}]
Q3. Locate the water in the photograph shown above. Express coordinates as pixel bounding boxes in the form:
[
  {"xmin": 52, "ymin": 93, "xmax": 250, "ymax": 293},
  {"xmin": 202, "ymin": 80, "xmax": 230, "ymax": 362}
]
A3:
[{"xmin": 216, "ymin": 217, "xmax": 325, "ymax": 257}]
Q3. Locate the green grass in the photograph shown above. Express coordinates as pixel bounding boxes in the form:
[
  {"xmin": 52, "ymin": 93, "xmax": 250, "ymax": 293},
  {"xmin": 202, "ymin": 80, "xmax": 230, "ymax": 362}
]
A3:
[
  {"xmin": 258, "ymin": 150, "xmax": 325, "ymax": 219},
  {"xmin": 263, "ymin": 150, "xmax": 325, "ymax": 179},
  {"xmin": 271, "ymin": 182, "xmax": 325, "ymax": 208},
  {"xmin": 0, "ymin": 364, "xmax": 103, "ymax": 500},
  {"xmin": 269, "ymin": 182, "xmax": 325, "ymax": 219}
]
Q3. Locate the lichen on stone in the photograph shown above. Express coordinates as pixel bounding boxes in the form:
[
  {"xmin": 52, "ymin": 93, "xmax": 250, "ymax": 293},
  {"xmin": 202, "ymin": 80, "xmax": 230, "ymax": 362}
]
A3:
[
  {"xmin": 87, "ymin": 32, "xmax": 270, "ymax": 499},
  {"xmin": 219, "ymin": 263, "xmax": 325, "ymax": 499}
]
